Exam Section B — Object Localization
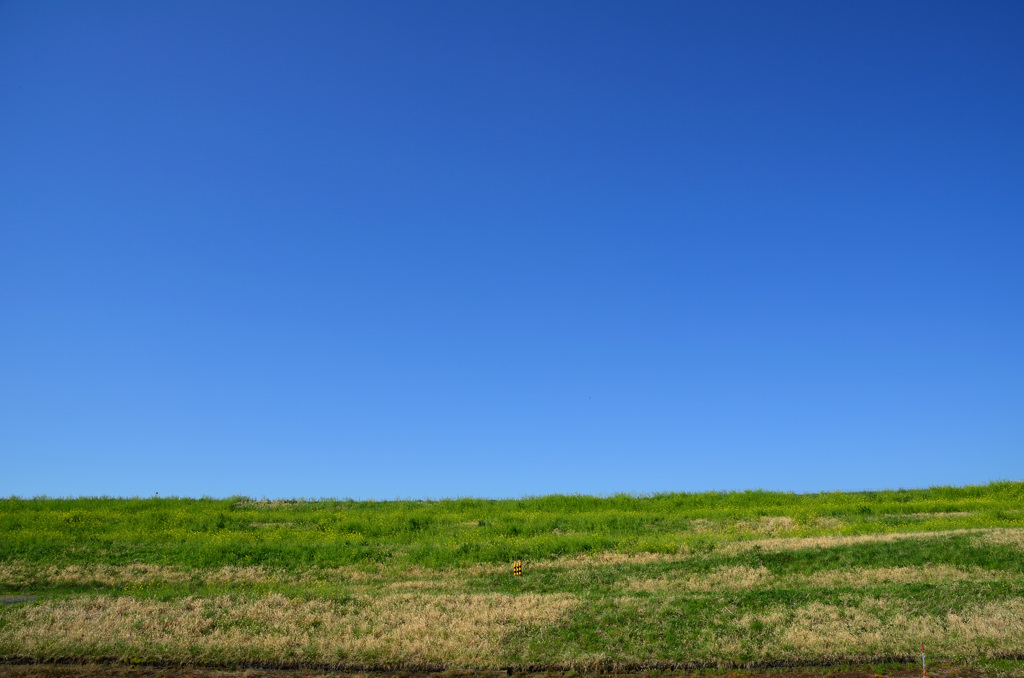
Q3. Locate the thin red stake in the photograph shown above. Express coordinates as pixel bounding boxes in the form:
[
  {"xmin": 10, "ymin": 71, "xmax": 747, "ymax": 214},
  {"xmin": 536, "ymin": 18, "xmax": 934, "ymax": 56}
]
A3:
[{"xmin": 922, "ymin": 642, "xmax": 927, "ymax": 677}]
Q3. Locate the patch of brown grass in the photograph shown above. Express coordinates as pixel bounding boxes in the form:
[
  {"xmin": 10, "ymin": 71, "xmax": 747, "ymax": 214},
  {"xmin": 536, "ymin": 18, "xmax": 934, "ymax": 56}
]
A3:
[
  {"xmin": 0, "ymin": 563, "xmax": 328, "ymax": 589},
  {"xmin": 736, "ymin": 517, "xmax": 797, "ymax": 536},
  {"xmin": 765, "ymin": 598, "xmax": 1024, "ymax": 660},
  {"xmin": 719, "ymin": 528, "xmax": 987, "ymax": 555},
  {"xmin": 622, "ymin": 561, "xmax": 1007, "ymax": 594},
  {"xmin": 566, "ymin": 595, "xmax": 1024, "ymax": 666},
  {"xmin": 0, "ymin": 592, "xmax": 577, "ymax": 668},
  {"xmin": 690, "ymin": 516, "xmax": 799, "ymax": 536},
  {"xmin": 385, "ymin": 580, "xmax": 450, "ymax": 591},
  {"xmin": 0, "ymin": 563, "xmax": 41, "ymax": 588},
  {"xmin": 978, "ymin": 529, "xmax": 1024, "ymax": 551},
  {"xmin": 201, "ymin": 566, "xmax": 277, "ymax": 585},
  {"xmin": 797, "ymin": 565, "xmax": 1004, "ymax": 588},
  {"xmin": 813, "ymin": 516, "xmax": 845, "ymax": 529},
  {"xmin": 232, "ymin": 500, "xmax": 295, "ymax": 509},
  {"xmin": 0, "ymin": 562, "xmax": 396, "ymax": 589},
  {"xmin": 0, "ymin": 563, "xmax": 190, "ymax": 587},
  {"xmin": 654, "ymin": 597, "xmax": 1024, "ymax": 665},
  {"xmin": 461, "ymin": 551, "xmax": 679, "ymax": 576},
  {"xmin": 624, "ymin": 564, "xmax": 1008, "ymax": 595},
  {"xmin": 626, "ymin": 565, "xmax": 773, "ymax": 593},
  {"xmin": 883, "ymin": 512, "xmax": 975, "ymax": 519},
  {"xmin": 544, "ymin": 551, "xmax": 679, "ymax": 570}
]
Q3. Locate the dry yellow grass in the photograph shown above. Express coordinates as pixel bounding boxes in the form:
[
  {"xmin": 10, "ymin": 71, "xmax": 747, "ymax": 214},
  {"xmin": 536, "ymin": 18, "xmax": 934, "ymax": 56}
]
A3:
[
  {"xmin": 813, "ymin": 516, "xmax": 845, "ymax": 529},
  {"xmin": 459, "ymin": 551, "xmax": 679, "ymax": 576},
  {"xmin": 384, "ymin": 579, "xmax": 454, "ymax": 591},
  {"xmin": 0, "ymin": 592, "xmax": 577, "ymax": 667},
  {"xmin": 796, "ymin": 564, "xmax": 1004, "ymax": 588},
  {"xmin": 763, "ymin": 598, "xmax": 1024, "ymax": 661},
  {"xmin": 598, "ymin": 597, "xmax": 1024, "ymax": 665},
  {"xmin": 690, "ymin": 516, "xmax": 800, "ymax": 536},
  {"xmin": 0, "ymin": 562, "xmax": 391, "ymax": 589},
  {"xmin": 0, "ymin": 563, "xmax": 191, "ymax": 587},
  {"xmin": 232, "ymin": 500, "xmax": 296, "ymax": 509},
  {"xmin": 885, "ymin": 512, "xmax": 976, "ymax": 519},
  {"xmin": 737, "ymin": 516, "xmax": 797, "ymax": 536},
  {"xmin": 623, "ymin": 563, "xmax": 1008, "ymax": 594},
  {"xmin": 626, "ymin": 565, "xmax": 773, "ymax": 592},
  {"xmin": 555, "ymin": 551, "xmax": 676, "ymax": 567},
  {"xmin": 719, "ymin": 528, "xmax": 988, "ymax": 555},
  {"xmin": 200, "ymin": 565, "xmax": 276, "ymax": 585},
  {"xmin": 977, "ymin": 528, "xmax": 1024, "ymax": 551},
  {"xmin": 542, "ymin": 595, "xmax": 1024, "ymax": 667}
]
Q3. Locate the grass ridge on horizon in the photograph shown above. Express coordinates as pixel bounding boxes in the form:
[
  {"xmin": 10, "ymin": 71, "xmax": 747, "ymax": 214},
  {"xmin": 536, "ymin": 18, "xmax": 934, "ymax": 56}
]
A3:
[
  {"xmin": 2, "ymin": 481, "xmax": 1024, "ymax": 670},
  {"xmin": 1, "ymin": 481, "xmax": 1022, "ymax": 569}
]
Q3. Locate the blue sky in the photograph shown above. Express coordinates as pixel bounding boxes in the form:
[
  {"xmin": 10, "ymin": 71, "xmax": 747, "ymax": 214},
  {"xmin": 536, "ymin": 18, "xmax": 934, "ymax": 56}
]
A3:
[{"xmin": 2, "ymin": 1, "xmax": 1021, "ymax": 499}]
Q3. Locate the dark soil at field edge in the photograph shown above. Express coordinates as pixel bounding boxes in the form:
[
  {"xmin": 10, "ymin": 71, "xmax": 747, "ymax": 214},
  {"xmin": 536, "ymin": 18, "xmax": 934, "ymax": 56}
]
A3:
[{"xmin": 0, "ymin": 665, "xmax": 991, "ymax": 678}]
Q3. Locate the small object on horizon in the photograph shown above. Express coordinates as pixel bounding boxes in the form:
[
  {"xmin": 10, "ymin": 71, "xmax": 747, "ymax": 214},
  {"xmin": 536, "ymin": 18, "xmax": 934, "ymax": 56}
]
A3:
[{"xmin": 513, "ymin": 561, "xmax": 522, "ymax": 576}]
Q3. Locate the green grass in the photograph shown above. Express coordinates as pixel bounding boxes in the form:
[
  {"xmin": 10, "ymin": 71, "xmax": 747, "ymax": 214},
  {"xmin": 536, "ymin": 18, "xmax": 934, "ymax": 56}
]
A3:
[
  {"xmin": 1, "ymin": 481, "xmax": 1023, "ymax": 671},
  {"xmin": 2, "ymin": 481, "xmax": 1022, "ymax": 569}
]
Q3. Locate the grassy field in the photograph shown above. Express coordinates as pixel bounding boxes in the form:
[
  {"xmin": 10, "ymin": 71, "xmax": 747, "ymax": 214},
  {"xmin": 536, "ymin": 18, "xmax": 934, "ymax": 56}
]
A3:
[{"xmin": 2, "ymin": 482, "xmax": 1024, "ymax": 672}]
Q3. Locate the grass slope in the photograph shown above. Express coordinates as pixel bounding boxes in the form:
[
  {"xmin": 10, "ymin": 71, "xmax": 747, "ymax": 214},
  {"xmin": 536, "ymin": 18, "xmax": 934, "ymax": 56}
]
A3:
[{"xmin": 1, "ymin": 482, "xmax": 1023, "ymax": 670}]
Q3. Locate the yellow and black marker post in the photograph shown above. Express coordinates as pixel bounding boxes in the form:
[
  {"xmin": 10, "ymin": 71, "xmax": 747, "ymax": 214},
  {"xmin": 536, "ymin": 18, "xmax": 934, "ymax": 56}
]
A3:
[{"xmin": 513, "ymin": 561, "xmax": 522, "ymax": 576}]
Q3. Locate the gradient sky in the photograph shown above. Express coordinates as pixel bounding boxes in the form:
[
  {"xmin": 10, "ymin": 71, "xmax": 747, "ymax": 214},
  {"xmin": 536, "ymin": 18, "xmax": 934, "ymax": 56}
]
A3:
[{"xmin": 2, "ymin": 1, "xmax": 1022, "ymax": 499}]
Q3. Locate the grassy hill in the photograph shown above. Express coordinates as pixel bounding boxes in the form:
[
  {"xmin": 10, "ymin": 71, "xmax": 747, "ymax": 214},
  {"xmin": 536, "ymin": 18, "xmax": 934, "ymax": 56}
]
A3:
[{"xmin": 2, "ymin": 482, "xmax": 1023, "ymax": 671}]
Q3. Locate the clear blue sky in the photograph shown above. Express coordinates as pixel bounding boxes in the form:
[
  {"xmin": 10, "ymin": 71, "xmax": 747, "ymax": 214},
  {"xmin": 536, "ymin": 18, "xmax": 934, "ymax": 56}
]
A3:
[{"xmin": 2, "ymin": 1, "xmax": 1021, "ymax": 499}]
